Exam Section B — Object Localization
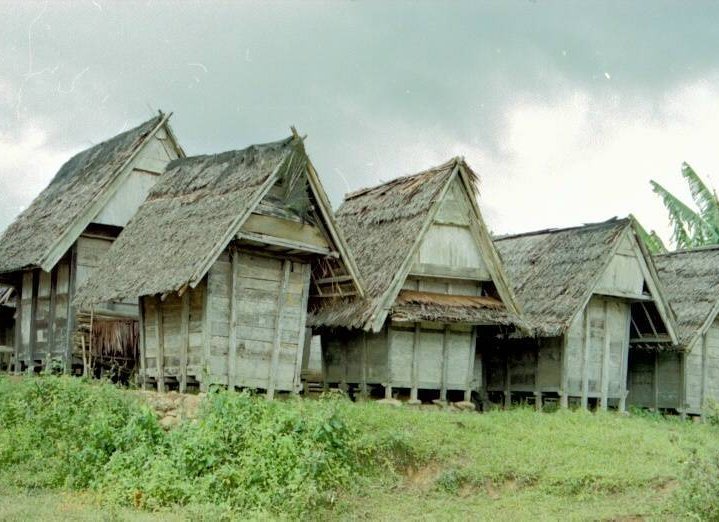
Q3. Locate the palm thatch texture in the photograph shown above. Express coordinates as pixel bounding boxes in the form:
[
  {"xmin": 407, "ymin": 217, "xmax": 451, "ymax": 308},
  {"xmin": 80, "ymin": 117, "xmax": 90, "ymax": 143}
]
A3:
[
  {"xmin": 495, "ymin": 218, "xmax": 631, "ymax": 337},
  {"xmin": 75, "ymin": 137, "xmax": 306, "ymax": 306},
  {"xmin": 309, "ymin": 157, "xmax": 525, "ymax": 332},
  {"xmin": 0, "ymin": 115, "xmax": 164, "ymax": 274},
  {"xmin": 654, "ymin": 246, "xmax": 719, "ymax": 348},
  {"xmin": 651, "ymin": 162, "xmax": 719, "ymax": 249}
]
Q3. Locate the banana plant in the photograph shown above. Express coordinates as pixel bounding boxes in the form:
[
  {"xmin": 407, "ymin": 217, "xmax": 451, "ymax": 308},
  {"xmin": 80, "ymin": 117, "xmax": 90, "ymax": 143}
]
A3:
[{"xmin": 651, "ymin": 162, "xmax": 719, "ymax": 249}]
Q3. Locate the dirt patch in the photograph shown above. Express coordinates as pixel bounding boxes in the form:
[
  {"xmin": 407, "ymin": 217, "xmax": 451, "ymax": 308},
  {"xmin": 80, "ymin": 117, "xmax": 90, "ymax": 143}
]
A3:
[
  {"xmin": 405, "ymin": 463, "xmax": 443, "ymax": 491},
  {"xmin": 134, "ymin": 390, "xmax": 204, "ymax": 429}
]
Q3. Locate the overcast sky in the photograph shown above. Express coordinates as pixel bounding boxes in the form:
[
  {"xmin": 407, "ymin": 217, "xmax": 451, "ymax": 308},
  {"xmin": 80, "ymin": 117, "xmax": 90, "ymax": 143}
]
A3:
[{"xmin": 2, "ymin": 1, "xmax": 719, "ymax": 245}]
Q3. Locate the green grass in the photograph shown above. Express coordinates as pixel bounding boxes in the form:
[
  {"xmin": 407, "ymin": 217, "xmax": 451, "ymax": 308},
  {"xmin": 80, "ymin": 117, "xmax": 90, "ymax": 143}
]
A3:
[{"xmin": 1, "ymin": 376, "xmax": 718, "ymax": 521}]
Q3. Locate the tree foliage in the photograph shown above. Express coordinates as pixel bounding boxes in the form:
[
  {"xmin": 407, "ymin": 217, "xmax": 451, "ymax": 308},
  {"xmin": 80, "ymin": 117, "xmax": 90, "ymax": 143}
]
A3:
[{"xmin": 651, "ymin": 162, "xmax": 719, "ymax": 250}]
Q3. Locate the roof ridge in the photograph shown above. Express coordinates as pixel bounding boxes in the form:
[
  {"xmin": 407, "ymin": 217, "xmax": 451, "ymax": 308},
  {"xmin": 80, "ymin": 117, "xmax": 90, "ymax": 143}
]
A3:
[
  {"xmin": 656, "ymin": 244, "xmax": 719, "ymax": 257},
  {"xmin": 494, "ymin": 216, "xmax": 629, "ymax": 241},
  {"xmin": 343, "ymin": 157, "xmax": 459, "ymax": 201}
]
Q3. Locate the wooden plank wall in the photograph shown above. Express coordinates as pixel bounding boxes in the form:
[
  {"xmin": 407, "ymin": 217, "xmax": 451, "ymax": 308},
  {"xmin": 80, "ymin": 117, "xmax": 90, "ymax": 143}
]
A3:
[
  {"xmin": 15, "ymin": 254, "xmax": 73, "ymax": 369},
  {"xmin": 322, "ymin": 322, "xmax": 476, "ymax": 400}
]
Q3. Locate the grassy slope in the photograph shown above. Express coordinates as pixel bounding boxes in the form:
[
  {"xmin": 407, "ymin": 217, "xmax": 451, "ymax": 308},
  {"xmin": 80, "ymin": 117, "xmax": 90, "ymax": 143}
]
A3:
[{"xmin": 1, "ymin": 377, "xmax": 718, "ymax": 521}]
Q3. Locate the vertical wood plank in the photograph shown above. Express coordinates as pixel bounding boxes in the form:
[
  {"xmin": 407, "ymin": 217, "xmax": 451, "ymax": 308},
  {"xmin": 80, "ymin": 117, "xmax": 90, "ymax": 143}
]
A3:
[
  {"xmin": 138, "ymin": 297, "xmax": 147, "ymax": 390},
  {"xmin": 410, "ymin": 323, "xmax": 420, "ymax": 402},
  {"xmin": 701, "ymin": 333, "xmax": 708, "ymax": 418},
  {"xmin": 361, "ymin": 332, "xmax": 368, "ymax": 397},
  {"xmin": 13, "ymin": 279, "xmax": 22, "ymax": 374},
  {"xmin": 28, "ymin": 269, "xmax": 39, "ymax": 372},
  {"xmin": 440, "ymin": 326, "xmax": 450, "ymax": 401},
  {"xmin": 292, "ymin": 263, "xmax": 311, "ymax": 394},
  {"xmin": 534, "ymin": 342, "xmax": 542, "ymax": 411},
  {"xmin": 228, "ymin": 249, "xmax": 239, "ymax": 391},
  {"xmin": 581, "ymin": 307, "xmax": 590, "ymax": 410},
  {"xmin": 559, "ymin": 334, "xmax": 570, "ymax": 408},
  {"xmin": 619, "ymin": 301, "xmax": 631, "ymax": 412},
  {"xmin": 653, "ymin": 350, "xmax": 659, "ymax": 411},
  {"xmin": 385, "ymin": 325, "xmax": 392, "ymax": 399},
  {"xmin": 267, "ymin": 259, "xmax": 291, "ymax": 399},
  {"xmin": 600, "ymin": 301, "xmax": 611, "ymax": 411},
  {"xmin": 65, "ymin": 244, "xmax": 77, "ymax": 373},
  {"xmin": 200, "ymin": 277, "xmax": 210, "ymax": 392},
  {"xmin": 179, "ymin": 291, "xmax": 190, "ymax": 393},
  {"xmin": 155, "ymin": 295, "xmax": 165, "ymax": 393},
  {"xmin": 47, "ymin": 267, "xmax": 57, "ymax": 359},
  {"xmin": 465, "ymin": 326, "xmax": 477, "ymax": 402},
  {"xmin": 679, "ymin": 351, "xmax": 687, "ymax": 420}
]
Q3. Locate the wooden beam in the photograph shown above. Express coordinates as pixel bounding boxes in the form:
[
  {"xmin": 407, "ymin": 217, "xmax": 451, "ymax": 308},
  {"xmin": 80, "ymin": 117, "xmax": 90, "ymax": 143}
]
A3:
[
  {"xmin": 385, "ymin": 326, "xmax": 393, "ymax": 399},
  {"xmin": 560, "ymin": 333, "xmax": 569, "ymax": 408},
  {"xmin": 410, "ymin": 324, "xmax": 420, "ymax": 402},
  {"xmin": 701, "ymin": 332, "xmax": 708, "ymax": 418},
  {"xmin": 13, "ymin": 280, "xmax": 22, "ymax": 374},
  {"xmin": 267, "ymin": 260, "xmax": 291, "ymax": 399},
  {"xmin": 292, "ymin": 263, "xmax": 311, "ymax": 394},
  {"xmin": 200, "ymin": 276, "xmax": 210, "ymax": 392},
  {"xmin": 465, "ymin": 326, "xmax": 477, "ymax": 402},
  {"xmin": 228, "ymin": 249, "xmax": 239, "ymax": 391},
  {"xmin": 241, "ymin": 213, "xmax": 329, "ymax": 250},
  {"xmin": 28, "ymin": 269, "xmax": 39, "ymax": 372},
  {"xmin": 640, "ymin": 302, "xmax": 659, "ymax": 337},
  {"xmin": 408, "ymin": 262, "xmax": 489, "ymax": 282},
  {"xmin": 155, "ymin": 295, "xmax": 165, "ymax": 393},
  {"xmin": 47, "ymin": 267, "xmax": 57, "ymax": 359},
  {"xmin": 440, "ymin": 326, "xmax": 450, "ymax": 401},
  {"xmin": 581, "ymin": 308, "xmax": 590, "ymax": 410},
  {"xmin": 680, "ymin": 351, "xmax": 687, "ymax": 420},
  {"xmin": 179, "ymin": 291, "xmax": 190, "ymax": 393},
  {"xmin": 314, "ymin": 275, "xmax": 354, "ymax": 285},
  {"xmin": 138, "ymin": 297, "xmax": 147, "ymax": 390},
  {"xmin": 619, "ymin": 301, "xmax": 631, "ymax": 413},
  {"xmin": 600, "ymin": 301, "xmax": 611, "ymax": 411},
  {"xmin": 238, "ymin": 231, "xmax": 337, "ymax": 257},
  {"xmin": 65, "ymin": 245, "xmax": 77, "ymax": 372},
  {"xmin": 653, "ymin": 350, "xmax": 659, "ymax": 411}
]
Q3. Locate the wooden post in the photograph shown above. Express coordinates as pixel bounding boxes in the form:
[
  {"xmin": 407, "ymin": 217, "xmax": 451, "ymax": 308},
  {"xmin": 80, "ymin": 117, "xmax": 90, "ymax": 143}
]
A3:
[
  {"xmin": 47, "ymin": 267, "xmax": 57, "ymax": 360},
  {"xmin": 440, "ymin": 326, "xmax": 450, "ymax": 402},
  {"xmin": 653, "ymin": 350, "xmax": 659, "ymax": 411},
  {"xmin": 179, "ymin": 291, "xmax": 190, "ymax": 393},
  {"xmin": 65, "ymin": 244, "xmax": 77, "ymax": 373},
  {"xmin": 581, "ymin": 308, "xmax": 590, "ymax": 410},
  {"xmin": 534, "ymin": 342, "xmax": 542, "ymax": 411},
  {"xmin": 410, "ymin": 324, "xmax": 420, "ymax": 402},
  {"xmin": 465, "ymin": 326, "xmax": 477, "ymax": 402},
  {"xmin": 138, "ymin": 297, "xmax": 147, "ymax": 390},
  {"xmin": 385, "ymin": 326, "xmax": 393, "ymax": 399},
  {"xmin": 600, "ymin": 302, "xmax": 611, "ymax": 411},
  {"xmin": 701, "ymin": 333, "xmax": 708, "ymax": 418},
  {"xmin": 560, "ymin": 334, "xmax": 569, "ymax": 408},
  {"xmin": 155, "ymin": 295, "xmax": 165, "ymax": 393},
  {"xmin": 680, "ymin": 351, "xmax": 687, "ymax": 420},
  {"xmin": 361, "ymin": 333, "xmax": 368, "ymax": 397},
  {"xmin": 200, "ymin": 278, "xmax": 210, "ymax": 392},
  {"xmin": 12, "ymin": 279, "xmax": 22, "ymax": 375},
  {"xmin": 292, "ymin": 264, "xmax": 311, "ymax": 394},
  {"xmin": 300, "ymin": 328, "xmax": 313, "ymax": 395},
  {"xmin": 267, "ymin": 260, "xmax": 291, "ymax": 399},
  {"xmin": 504, "ymin": 351, "xmax": 511, "ymax": 409},
  {"xmin": 28, "ymin": 269, "xmax": 39, "ymax": 373},
  {"xmin": 228, "ymin": 249, "xmax": 239, "ymax": 391},
  {"xmin": 619, "ymin": 301, "xmax": 631, "ymax": 413}
]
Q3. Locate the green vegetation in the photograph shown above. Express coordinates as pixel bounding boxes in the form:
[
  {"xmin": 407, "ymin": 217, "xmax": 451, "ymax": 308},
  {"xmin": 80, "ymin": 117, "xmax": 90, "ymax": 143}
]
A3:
[
  {"xmin": 651, "ymin": 162, "xmax": 719, "ymax": 250},
  {"xmin": 1, "ymin": 375, "xmax": 719, "ymax": 520}
]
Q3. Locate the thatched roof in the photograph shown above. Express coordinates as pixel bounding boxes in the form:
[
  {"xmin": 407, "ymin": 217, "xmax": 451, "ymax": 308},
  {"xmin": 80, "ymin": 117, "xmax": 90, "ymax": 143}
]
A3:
[
  {"xmin": 0, "ymin": 114, "xmax": 170, "ymax": 274},
  {"xmin": 654, "ymin": 246, "xmax": 719, "ymax": 348},
  {"xmin": 310, "ymin": 157, "xmax": 523, "ymax": 332},
  {"xmin": 495, "ymin": 218, "xmax": 630, "ymax": 336},
  {"xmin": 76, "ymin": 134, "xmax": 363, "ymax": 307},
  {"xmin": 76, "ymin": 137, "xmax": 303, "ymax": 305}
]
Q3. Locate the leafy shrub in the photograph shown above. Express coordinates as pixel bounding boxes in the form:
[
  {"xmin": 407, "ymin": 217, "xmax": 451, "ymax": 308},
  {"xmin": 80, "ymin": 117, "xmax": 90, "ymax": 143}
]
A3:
[{"xmin": 674, "ymin": 448, "xmax": 719, "ymax": 520}]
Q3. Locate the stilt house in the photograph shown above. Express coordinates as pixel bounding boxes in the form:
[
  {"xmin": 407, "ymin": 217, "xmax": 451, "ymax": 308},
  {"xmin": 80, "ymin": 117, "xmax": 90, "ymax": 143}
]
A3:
[
  {"xmin": 630, "ymin": 246, "xmax": 719, "ymax": 415},
  {"xmin": 312, "ymin": 158, "xmax": 526, "ymax": 403},
  {"xmin": 492, "ymin": 218, "xmax": 678, "ymax": 410},
  {"xmin": 0, "ymin": 286, "xmax": 15, "ymax": 369},
  {"xmin": 0, "ymin": 113, "xmax": 184, "ymax": 374},
  {"xmin": 76, "ymin": 134, "xmax": 364, "ymax": 396}
]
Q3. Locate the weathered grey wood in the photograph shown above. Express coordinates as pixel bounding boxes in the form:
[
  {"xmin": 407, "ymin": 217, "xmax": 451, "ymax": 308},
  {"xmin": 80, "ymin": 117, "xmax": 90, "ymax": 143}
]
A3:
[
  {"xmin": 680, "ymin": 351, "xmax": 687, "ymax": 419},
  {"xmin": 581, "ymin": 308, "xmax": 590, "ymax": 410},
  {"xmin": 200, "ymin": 277, "xmax": 210, "ymax": 392},
  {"xmin": 600, "ymin": 301, "xmax": 611, "ymax": 411},
  {"xmin": 267, "ymin": 260, "xmax": 291, "ymax": 399},
  {"xmin": 64, "ymin": 245, "xmax": 77, "ymax": 372},
  {"xmin": 385, "ymin": 326, "xmax": 393, "ymax": 399},
  {"xmin": 534, "ymin": 343, "xmax": 542, "ymax": 411},
  {"xmin": 560, "ymin": 333, "xmax": 569, "ymax": 408},
  {"xmin": 239, "ymin": 231, "xmax": 335, "ymax": 257},
  {"xmin": 27, "ymin": 270, "xmax": 39, "ymax": 371},
  {"xmin": 292, "ymin": 264, "xmax": 311, "ymax": 393},
  {"xmin": 228, "ymin": 249, "xmax": 239, "ymax": 390},
  {"xmin": 155, "ymin": 295, "xmax": 165, "ymax": 392},
  {"xmin": 653, "ymin": 350, "xmax": 659, "ymax": 411},
  {"xmin": 440, "ymin": 326, "xmax": 450, "ymax": 401},
  {"xmin": 701, "ymin": 332, "xmax": 708, "ymax": 417},
  {"xmin": 410, "ymin": 324, "xmax": 420, "ymax": 401},
  {"xmin": 47, "ymin": 267, "xmax": 57, "ymax": 359},
  {"xmin": 13, "ymin": 280, "xmax": 22, "ymax": 374},
  {"xmin": 361, "ymin": 332, "xmax": 369, "ymax": 397},
  {"xmin": 179, "ymin": 291, "xmax": 190, "ymax": 393},
  {"xmin": 241, "ymin": 213, "xmax": 329, "ymax": 249},
  {"xmin": 619, "ymin": 301, "xmax": 631, "ymax": 412},
  {"xmin": 408, "ymin": 263, "xmax": 489, "ymax": 282},
  {"xmin": 465, "ymin": 327, "xmax": 477, "ymax": 402},
  {"xmin": 138, "ymin": 297, "xmax": 147, "ymax": 389}
]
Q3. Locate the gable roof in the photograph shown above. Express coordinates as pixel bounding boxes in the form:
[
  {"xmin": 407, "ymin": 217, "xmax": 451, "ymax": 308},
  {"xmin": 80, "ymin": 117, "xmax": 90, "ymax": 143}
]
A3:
[
  {"xmin": 75, "ymin": 134, "xmax": 363, "ymax": 306},
  {"xmin": 654, "ymin": 246, "xmax": 719, "ymax": 349},
  {"xmin": 495, "ymin": 217, "xmax": 677, "ymax": 340},
  {"xmin": 0, "ymin": 113, "xmax": 182, "ymax": 275},
  {"xmin": 311, "ymin": 157, "xmax": 522, "ymax": 332}
]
